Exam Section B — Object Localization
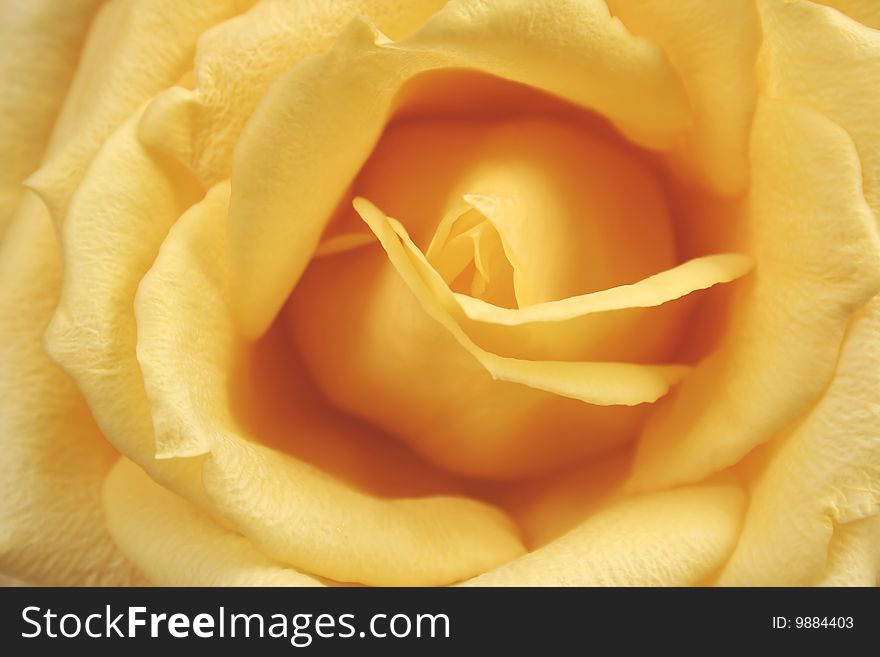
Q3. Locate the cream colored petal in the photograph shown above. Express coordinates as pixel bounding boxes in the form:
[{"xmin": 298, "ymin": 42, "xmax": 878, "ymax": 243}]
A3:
[
  {"xmin": 25, "ymin": 0, "xmax": 253, "ymax": 226},
  {"xmin": 454, "ymin": 254, "xmax": 753, "ymax": 325},
  {"xmin": 44, "ymin": 106, "xmax": 208, "ymax": 506},
  {"xmin": 812, "ymin": 1, "xmax": 880, "ymax": 33},
  {"xmin": 718, "ymin": 296, "xmax": 880, "ymax": 586},
  {"xmin": 605, "ymin": 0, "xmax": 760, "ymax": 196},
  {"xmin": 104, "ymin": 458, "xmax": 321, "ymax": 587},
  {"xmin": 141, "ymin": 0, "xmax": 448, "ymax": 185},
  {"xmin": 0, "ymin": 0, "xmax": 102, "ymax": 239},
  {"xmin": 759, "ymin": 0, "xmax": 880, "ymax": 222},
  {"xmin": 465, "ymin": 483, "xmax": 745, "ymax": 586},
  {"xmin": 134, "ymin": 181, "xmax": 525, "ymax": 586},
  {"xmin": 818, "ymin": 514, "xmax": 880, "ymax": 587},
  {"xmin": 0, "ymin": 196, "xmax": 141, "ymax": 586},
  {"xmin": 631, "ymin": 99, "xmax": 880, "ymax": 491},
  {"xmin": 356, "ymin": 197, "xmax": 691, "ymax": 406},
  {"xmin": 228, "ymin": 0, "xmax": 690, "ymax": 337}
]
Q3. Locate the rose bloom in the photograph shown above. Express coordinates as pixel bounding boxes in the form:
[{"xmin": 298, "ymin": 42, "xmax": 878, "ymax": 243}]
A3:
[{"xmin": 0, "ymin": 0, "xmax": 878, "ymax": 588}]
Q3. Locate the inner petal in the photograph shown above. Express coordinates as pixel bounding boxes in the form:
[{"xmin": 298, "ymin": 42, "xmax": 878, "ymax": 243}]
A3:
[
  {"xmin": 346, "ymin": 118, "xmax": 678, "ymax": 307},
  {"xmin": 426, "ymin": 199, "xmax": 517, "ymax": 308}
]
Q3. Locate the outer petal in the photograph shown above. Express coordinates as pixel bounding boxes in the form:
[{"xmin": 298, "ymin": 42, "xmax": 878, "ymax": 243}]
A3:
[
  {"xmin": 759, "ymin": 0, "xmax": 880, "ymax": 222},
  {"xmin": 45, "ymin": 106, "xmax": 209, "ymax": 507},
  {"xmin": 141, "ymin": 0, "xmax": 448, "ymax": 185},
  {"xmin": 355, "ymin": 197, "xmax": 690, "ymax": 406},
  {"xmin": 134, "ymin": 182, "xmax": 525, "ymax": 586},
  {"xmin": 631, "ymin": 99, "xmax": 880, "ymax": 491},
  {"xmin": 718, "ymin": 296, "xmax": 880, "ymax": 586},
  {"xmin": 818, "ymin": 514, "xmax": 880, "ymax": 587},
  {"xmin": 0, "ymin": 198, "xmax": 141, "ymax": 585},
  {"xmin": 0, "ymin": 0, "xmax": 102, "ymax": 238},
  {"xmin": 465, "ymin": 483, "xmax": 745, "ymax": 586},
  {"xmin": 228, "ymin": 0, "xmax": 690, "ymax": 336},
  {"xmin": 812, "ymin": 0, "xmax": 880, "ymax": 31},
  {"xmin": 26, "ymin": 0, "xmax": 254, "ymax": 226},
  {"xmin": 604, "ymin": 0, "xmax": 760, "ymax": 196},
  {"xmin": 104, "ymin": 459, "xmax": 321, "ymax": 587}
]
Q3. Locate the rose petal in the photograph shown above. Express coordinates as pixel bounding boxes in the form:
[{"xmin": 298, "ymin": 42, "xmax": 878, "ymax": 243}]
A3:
[
  {"xmin": 759, "ymin": 0, "xmax": 880, "ymax": 224},
  {"xmin": 0, "ymin": 0, "xmax": 101, "ymax": 238},
  {"xmin": 631, "ymin": 98, "xmax": 880, "ymax": 491},
  {"xmin": 605, "ymin": 0, "xmax": 760, "ymax": 196},
  {"xmin": 292, "ymin": 198, "xmax": 687, "ymax": 478},
  {"xmin": 718, "ymin": 296, "xmax": 880, "ymax": 586},
  {"xmin": 44, "ymin": 106, "xmax": 209, "ymax": 506},
  {"xmin": 25, "ymin": 0, "xmax": 252, "ymax": 226},
  {"xmin": 354, "ymin": 197, "xmax": 691, "ymax": 406},
  {"xmin": 464, "ymin": 483, "xmax": 745, "ymax": 586},
  {"xmin": 812, "ymin": 0, "xmax": 880, "ymax": 31},
  {"xmin": 134, "ymin": 181, "xmax": 526, "ymax": 586},
  {"xmin": 103, "ymin": 458, "xmax": 322, "ymax": 587},
  {"xmin": 818, "ymin": 514, "xmax": 880, "ymax": 587},
  {"xmin": 228, "ymin": 0, "xmax": 690, "ymax": 336},
  {"xmin": 0, "ymin": 197, "xmax": 141, "ymax": 585},
  {"xmin": 140, "ymin": 0, "xmax": 448, "ymax": 185}
]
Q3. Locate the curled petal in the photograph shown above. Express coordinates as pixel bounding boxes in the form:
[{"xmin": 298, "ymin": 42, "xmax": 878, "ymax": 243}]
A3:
[
  {"xmin": 135, "ymin": 181, "xmax": 525, "ymax": 586},
  {"xmin": 0, "ymin": 198, "xmax": 141, "ymax": 585},
  {"xmin": 26, "ymin": 0, "xmax": 252, "ymax": 226},
  {"xmin": 719, "ymin": 296, "xmax": 880, "ymax": 586},
  {"xmin": 631, "ymin": 99, "xmax": 880, "ymax": 491},
  {"xmin": 605, "ymin": 0, "xmax": 761, "ymax": 196},
  {"xmin": 354, "ymin": 197, "xmax": 691, "ymax": 406},
  {"xmin": 228, "ymin": 0, "xmax": 690, "ymax": 336},
  {"xmin": 759, "ymin": 0, "xmax": 880, "ymax": 223}
]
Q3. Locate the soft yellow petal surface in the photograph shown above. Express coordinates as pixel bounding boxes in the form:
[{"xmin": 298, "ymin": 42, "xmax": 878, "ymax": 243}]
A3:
[
  {"xmin": 229, "ymin": 0, "xmax": 689, "ymax": 336},
  {"xmin": 0, "ymin": 197, "xmax": 141, "ymax": 586},
  {"xmin": 0, "ymin": 0, "xmax": 102, "ymax": 239},
  {"xmin": 465, "ymin": 483, "xmax": 745, "ymax": 586},
  {"xmin": 605, "ymin": 0, "xmax": 760, "ymax": 196},
  {"xmin": 45, "ymin": 106, "xmax": 208, "ymax": 506},
  {"xmin": 141, "ymin": 0, "xmax": 448, "ymax": 185},
  {"xmin": 812, "ymin": 0, "xmax": 880, "ymax": 38},
  {"xmin": 818, "ymin": 513, "xmax": 880, "ymax": 587},
  {"xmin": 760, "ymin": 0, "xmax": 880, "ymax": 222},
  {"xmin": 356, "ymin": 197, "xmax": 691, "ymax": 406},
  {"xmin": 104, "ymin": 458, "xmax": 321, "ymax": 587},
  {"xmin": 135, "ymin": 181, "xmax": 525, "ymax": 586},
  {"xmin": 293, "ymin": 199, "xmax": 685, "ymax": 479},
  {"xmin": 719, "ymin": 296, "xmax": 880, "ymax": 586},
  {"xmin": 26, "ymin": 0, "xmax": 253, "ymax": 226},
  {"xmin": 631, "ymin": 98, "xmax": 880, "ymax": 491}
]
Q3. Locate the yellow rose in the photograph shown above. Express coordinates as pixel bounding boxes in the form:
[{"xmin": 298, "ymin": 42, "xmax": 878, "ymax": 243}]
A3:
[{"xmin": 1, "ymin": 0, "xmax": 878, "ymax": 587}]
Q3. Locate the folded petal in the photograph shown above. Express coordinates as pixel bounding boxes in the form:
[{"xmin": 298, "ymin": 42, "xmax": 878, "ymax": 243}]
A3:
[
  {"xmin": 135, "ymin": 181, "xmax": 525, "ymax": 586},
  {"xmin": 26, "ymin": 0, "xmax": 252, "ymax": 226},
  {"xmin": 605, "ymin": 0, "xmax": 761, "ymax": 196},
  {"xmin": 0, "ymin": 0, "xmax": 102, "ymax": 239},
  {"xmin": 759, "ymin": 0, "xmax": 880, "ymax": 222},
  {"xmin": 103, "ymin": 458, "xmax": 321, "ymax": 587},
  {"xmin": 0, "ymin": 196, "xmax": 141, "ymax": 585},
  {"xmin": 465, "ymin": 483, "xmax": 745, "ymax": 586},
  {"xmin": 631, "ymin": 98, "xmax": 880, "ymax": 491},
  {"xmin": 818, "ymin": 514, "xmax": 880, "ymax": 587},
  {"xmin": 228, "ymin": 0, "xmax": 690, "ymax": 336},
  {"xmin": 140, "ymin": 0, "xmax": 448, "ymax": 185},
  {"xmin": 718, "ymin": 296, "xmax": 880, "ymax": 586},
  {"xmin": 812, "ymin": 0, "xmax": 880, "ymax": 28},
  {"xmin": 292, "ymin": 198, "xmax": 687, "ymax": 478},
  {"xmin": 356, "ymin": 197, "xmax": 691, "ymax": 406},
  {"xmin": 44, "ymin": 106, "xmax": 208, "ymax": 506}
]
